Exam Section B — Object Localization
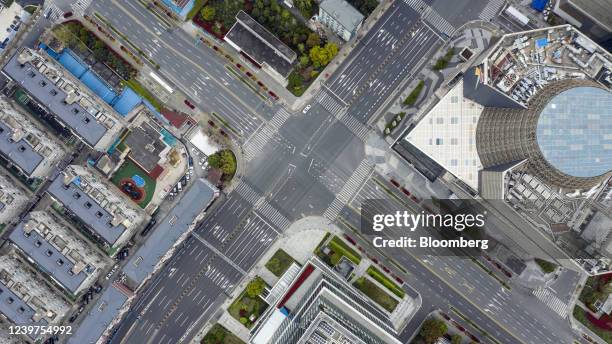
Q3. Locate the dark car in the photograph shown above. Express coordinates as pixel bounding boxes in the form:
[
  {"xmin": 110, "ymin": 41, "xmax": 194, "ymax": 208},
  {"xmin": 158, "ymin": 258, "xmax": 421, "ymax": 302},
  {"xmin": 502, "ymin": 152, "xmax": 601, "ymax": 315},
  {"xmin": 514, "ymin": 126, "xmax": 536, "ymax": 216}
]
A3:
[
  {"xmin": 63, "ymin": 12, "xmax": 73, "ymax": 18},
  {"xmin": 184, "ymin": 99, "xmax": 195, "ymax": 109}
]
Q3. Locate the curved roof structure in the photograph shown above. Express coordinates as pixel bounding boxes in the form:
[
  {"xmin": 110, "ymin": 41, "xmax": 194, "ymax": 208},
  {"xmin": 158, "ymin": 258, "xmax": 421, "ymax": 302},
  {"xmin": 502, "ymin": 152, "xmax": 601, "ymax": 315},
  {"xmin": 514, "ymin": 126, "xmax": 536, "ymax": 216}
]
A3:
[{"xmin": 536, "ymin": 86, "xmax": 612, "ymax": 178}]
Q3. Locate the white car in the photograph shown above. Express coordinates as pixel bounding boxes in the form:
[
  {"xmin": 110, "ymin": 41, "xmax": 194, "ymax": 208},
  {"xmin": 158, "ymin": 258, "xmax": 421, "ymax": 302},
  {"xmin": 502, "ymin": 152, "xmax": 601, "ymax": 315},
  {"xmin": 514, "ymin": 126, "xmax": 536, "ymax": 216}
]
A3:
[{"xmin": 302, "ymin": 104, "xmax": 312, "ymax": 114}]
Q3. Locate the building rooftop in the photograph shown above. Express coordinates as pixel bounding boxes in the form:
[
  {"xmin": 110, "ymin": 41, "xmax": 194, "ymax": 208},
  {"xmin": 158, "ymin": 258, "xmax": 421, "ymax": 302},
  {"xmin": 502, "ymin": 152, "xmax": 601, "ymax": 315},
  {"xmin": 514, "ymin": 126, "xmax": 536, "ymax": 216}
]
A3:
[
  {"xmin": 405, "ymin": 80, "xmax": 484, "ymax": 190},
  {"xmin": 0, "ymin": 253, "xmax": 70, "ymax": 330},
  {"xmin": 47, "ymin": 165, "xmax": 144, "ymax": 247},
  {"xmin": 0, "ymin": 97, "xmax": 65, "ymax": 177},
  {"xmin": 225, "ymin": 11, "xmax": 296, "ymax": 78},
  {"xmin": 123, "ymin": 178, "xmax": 217, "ymax": 285},
  {"xmin": 9, "ymin": 211, "xmax": 108, "ymax": 294},
  {"xmin": 2, "ymin": 49, "xmax": 122, "ymax": 148},
  {"xmin": 123, "ymin": 119, "xmax": 169, "ymax": 173},
  {"xmin": 535, "ymin": 86, "xmax": 611, "ymax": 178},
  {"xmin": 66, "ymin": 283, "xmax": 129, "ymax": 344},
  {"xmin": 320, "ymin": 0, "xmax": 365, "ymax": 32},
  {"xmin": 0, "ymin": 169, "xmax": 29, "ymax": 225}
]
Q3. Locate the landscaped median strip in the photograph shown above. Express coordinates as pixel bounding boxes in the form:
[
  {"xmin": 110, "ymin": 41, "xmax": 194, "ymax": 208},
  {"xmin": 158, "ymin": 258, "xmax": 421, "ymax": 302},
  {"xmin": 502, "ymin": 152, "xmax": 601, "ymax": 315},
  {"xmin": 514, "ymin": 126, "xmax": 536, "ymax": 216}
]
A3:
[
  {"xmin": 224, "ymin": 66, "xmax": 267, "ymax": 101},
  {"xmin": 211, "ymin": 112, "xmax": 239, "ymax": 135}
]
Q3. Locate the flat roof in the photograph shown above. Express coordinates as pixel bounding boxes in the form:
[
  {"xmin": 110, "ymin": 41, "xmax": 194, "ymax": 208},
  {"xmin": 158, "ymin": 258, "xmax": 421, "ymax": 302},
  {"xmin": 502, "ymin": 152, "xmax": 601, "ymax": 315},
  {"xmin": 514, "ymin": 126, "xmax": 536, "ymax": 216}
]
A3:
[
  {"xmin": 123, "ymin": 178, "xmax": 217, "ymax": 285},
  {"xmin": 66, "ymin": 284, "xmax": 128, "ymax": 344},
  {"xmin": 47, "ymin": 177, "xmax": 127, "ymax": 245},
  {"xmin": 0, "ymin": 121, "xmax": 43, "ymax": 176},
  {"xmin": 0, "ymin": 280, "xmax": 47, "ymax": 328},
  {"xmin": 536, "ymin": 86, "xmax": 612, "ymax": 178},
  {"xmin": 2, "ymin": 52, "xmax": 107, "ymax": 147},
  {"xmin": 320, "ymin": 0, "xmax": 365, "ymax": 31},
  {"xmin": 124, "ymin": 122, "xmax": 166, "ymax": 173},
  {"xmin": 9, "ymin": 220, "xmax": 87, "ymax": 294},
  {"xmin": 236, "ymin": 11, "xmax": 296, "ymax": 63}
]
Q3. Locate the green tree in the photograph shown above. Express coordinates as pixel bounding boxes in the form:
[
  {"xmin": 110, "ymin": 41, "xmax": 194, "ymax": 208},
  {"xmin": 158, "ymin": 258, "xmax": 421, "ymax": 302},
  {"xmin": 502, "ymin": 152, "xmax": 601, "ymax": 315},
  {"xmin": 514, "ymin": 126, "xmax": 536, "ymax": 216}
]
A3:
[
  {"xmin": 201, "ymin": 6, "xmax": 216, "ymax": 21},
  {"xmin": 451, "ymin": 334, "xmax": 462, "ymax": 344},
  {"xmin": 294, "ymin": 0, "xmax": 315, "ymax": 18},
  {"xmin": 267, "ymin": 258, "xmax": 281, "ymax": 273},
  {"xmin": 306, "ymin": 32, "xmax": 320, "ymax": 48},
  {"xmin": 309, "ymin": 42, "xmax": 338, "ymax": 68},
  {"xmin": 287, "ymin": 71, "xmax": 304, "ymax": 92},
  {"xmin": 207, "ymin": 153, "xmax": 222, "ymax": 168},
  {"xmin": 299, "ymin": 55, "xmax": 310, "ymax": 67},
  {"xmin": 246, "ymin": 277, "xmax": 266, "ymax": 298},
  {"xmin": 420, "ymin": 319, "xmax": 447, "ymax": 344}
]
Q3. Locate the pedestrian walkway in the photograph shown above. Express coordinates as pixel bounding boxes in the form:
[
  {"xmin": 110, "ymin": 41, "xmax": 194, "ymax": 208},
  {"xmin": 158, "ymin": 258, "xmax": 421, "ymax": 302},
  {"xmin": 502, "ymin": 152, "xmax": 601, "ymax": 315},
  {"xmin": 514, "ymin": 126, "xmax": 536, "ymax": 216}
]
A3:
[
  {"xmin": 423, "ymin": 8, "xmax": 455, "ymax": 36},
  {"xmin": 255, "ymin": 200, "xmax": 291, "ymax": 231},
  {"xmin": 402, "ymin": 0, "xmax": 429, "ymax": 13},
  {"xmin": 72, "ymin": 0, "xmax": 93, "ymax": 15},
  {"xmin": 243, "ymin": 107, "xmax": 291, "ymax": 161},
  {"xmin": 46, "ymin": 3, "xmax": 64, "ymax": 21},
  {"xmin": 316, "ymin": 91, "xmax": 347, "ymax": 117},
  {"xmin": 533, "ymin": 287, "xmax": 569, "ymax": 318},
  {"xmin": 479, "ymin": 0, "xmax": 506, "ymax": 22},
  {"xmin": 340, "ymin": 114, "xmax": 370, "ymax": 141},
  {"xmin": 234, "ymin": 181, "xmax": 261, "ymax": 204},
  {"xmin": 324, "ymin": 159, "xmax": 374, "ymax": 220}
]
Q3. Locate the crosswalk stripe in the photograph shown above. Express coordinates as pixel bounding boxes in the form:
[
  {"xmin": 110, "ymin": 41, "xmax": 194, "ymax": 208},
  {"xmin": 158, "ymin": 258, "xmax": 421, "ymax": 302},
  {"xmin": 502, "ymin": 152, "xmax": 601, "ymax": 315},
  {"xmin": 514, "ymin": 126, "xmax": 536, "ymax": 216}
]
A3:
[
  {"xmin": 255, "ymin": 201, "xmax": 291, "ymax": 230},
  {"xmin": 234, "ymin": 182, "xmax": 260, "ymax": 204},
  {"xmin": 324, "ymin": 159, "xmax": 373, "ymax": 220},
  {"xmin": 483, "ymin": 0, "xmax": 506, "ymax": 21},
  {"xmin": 340, "ymin": 114, "xmax": 370, "ymax": 141},
  {"xmin": 402, "ymin": 0, "xmax": 429, "ymax": 13},
  {"xmin": 479, "ymin": 0, "xmax": 506, "ymax": 22},
  {"xmin": 244, "ymin": 107, "xmax": 291, "ymax": 161},
  {"xmin": 72, "ymin": 0, "xmax": 92, "ymax": 15},
  {"xmin": 423, "ymin": 8, "xmax": 455, "ymax": 36},
  {"xmin": 532, "ymin": 288, "xmax": 568, "ymax": 318},
  {"xmin": 316, "ymin": 92, "xmax": 347, "ymax": 118}
]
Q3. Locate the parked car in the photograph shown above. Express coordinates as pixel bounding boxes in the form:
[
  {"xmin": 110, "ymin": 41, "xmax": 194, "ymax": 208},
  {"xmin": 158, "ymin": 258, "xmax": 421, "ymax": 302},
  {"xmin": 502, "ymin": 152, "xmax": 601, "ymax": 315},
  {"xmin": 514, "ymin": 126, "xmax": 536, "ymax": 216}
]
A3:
[
  {"xmin": 184, "ymin": 99, "xmax": 195, "ymax": 109},
  {"xmin": 302, "ymin": 104, "xmax": 312, "ymax": 114}
]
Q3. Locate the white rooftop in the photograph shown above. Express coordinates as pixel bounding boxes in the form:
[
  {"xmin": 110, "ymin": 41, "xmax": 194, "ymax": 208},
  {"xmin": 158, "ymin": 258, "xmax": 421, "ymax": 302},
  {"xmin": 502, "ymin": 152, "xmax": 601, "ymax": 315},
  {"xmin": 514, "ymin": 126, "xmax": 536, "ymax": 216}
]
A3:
[{"xmin": 405, "ymin": 80, "xmax": 484, "ymax": 190}]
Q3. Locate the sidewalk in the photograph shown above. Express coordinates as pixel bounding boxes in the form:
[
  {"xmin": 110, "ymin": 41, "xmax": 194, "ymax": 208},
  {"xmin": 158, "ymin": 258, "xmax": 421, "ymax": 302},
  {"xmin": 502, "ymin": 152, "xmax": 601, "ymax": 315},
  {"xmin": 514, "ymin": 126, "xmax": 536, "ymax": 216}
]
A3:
[{"xmin": 179, "ymin": 0, "xmax": 395, "ymax": 111}]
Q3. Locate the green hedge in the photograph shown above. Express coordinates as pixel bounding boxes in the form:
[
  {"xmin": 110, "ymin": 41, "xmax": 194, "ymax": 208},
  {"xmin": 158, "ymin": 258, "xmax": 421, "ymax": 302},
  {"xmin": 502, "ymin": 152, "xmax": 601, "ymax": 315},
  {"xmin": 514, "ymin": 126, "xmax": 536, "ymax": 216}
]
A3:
[
  {"xmin": 367, "ymin": 266, "xmax": 404, "ymax": 298},
  {"xmin": 353, "ymin": 277, "xmax": 398, "ymax": 312},
  {"xmin": 403, "ymin": 80, "xmax": 424, "ymax": 106},
  {"xmin": 327, "ymin": 236, "xmax": 361, "ymax": 265}
]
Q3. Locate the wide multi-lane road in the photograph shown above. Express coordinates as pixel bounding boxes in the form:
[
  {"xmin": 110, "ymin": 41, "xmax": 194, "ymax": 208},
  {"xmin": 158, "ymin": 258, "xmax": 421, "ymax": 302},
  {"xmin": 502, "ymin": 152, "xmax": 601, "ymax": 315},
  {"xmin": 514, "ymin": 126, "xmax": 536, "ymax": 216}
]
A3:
[
  {"xmin": 89, "ymin": 0, "xmax": 272, "ymax": 140},
  {"xmin": 87, "ymin": 0, "xmax": 583, "ymax": 344}
]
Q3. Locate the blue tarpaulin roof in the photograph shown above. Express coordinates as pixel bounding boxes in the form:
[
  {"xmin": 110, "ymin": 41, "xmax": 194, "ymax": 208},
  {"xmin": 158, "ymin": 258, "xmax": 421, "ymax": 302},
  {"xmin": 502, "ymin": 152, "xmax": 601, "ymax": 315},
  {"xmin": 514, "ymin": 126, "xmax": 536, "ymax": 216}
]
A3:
[
  {"xmin": 112, "ymin": 86, "xmax": 141, "ymax": 115},
  {"xmin": 531, "ymin": 0, "xmax": 548, "ymax": 11}
]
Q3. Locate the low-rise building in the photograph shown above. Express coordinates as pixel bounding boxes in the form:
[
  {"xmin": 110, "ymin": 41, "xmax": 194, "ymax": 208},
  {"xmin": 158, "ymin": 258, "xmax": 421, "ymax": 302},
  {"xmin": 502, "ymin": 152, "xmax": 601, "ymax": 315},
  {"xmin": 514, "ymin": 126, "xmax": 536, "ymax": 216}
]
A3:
[
  {"xmin": 47, "ymin": 165, "xmax": 146, "ymax": 251},
  {"xmin": 0, "ymin": 1, "xmax": 30, "ymax": 53},
  {"xmin": 2, "ymin": 48, "xmax": 124, "ymax": 150},
  {"xmin": 0, "ymin": 252, "xmax": 70, "ymax": 340},
  {"xmin": 0, "ymin": 169, "xmax": 29, "ymax": 226},
  {"xmin": 121, "ymin": 111, "xmax": 173, "ymax": 177},
  {"xmin": 225, "ymin": 11, "xmax": 297, "ymax": 82},
  {"xmin": 0, "ymin": 96, "xmax": 66, "ymax": 178},
  {"xmin": 9, "ymin": 211, "xmax": 110, "ymax": 295},
  {"xmin": 318, "ymin": 0, "xmax": 364, "ymax": 41},
  {"xmin": 250, "ymin": 257, "xmax": 402, "ymax": 344}
]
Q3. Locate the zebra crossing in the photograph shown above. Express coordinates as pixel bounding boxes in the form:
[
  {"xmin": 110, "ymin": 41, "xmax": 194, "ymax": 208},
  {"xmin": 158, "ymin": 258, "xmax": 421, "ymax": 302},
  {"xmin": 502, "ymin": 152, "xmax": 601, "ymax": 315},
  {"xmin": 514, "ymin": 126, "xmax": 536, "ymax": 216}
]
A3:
[
  {"xmin": 244, "ymin": 107, "xmax": 291, "ymax": 160},
  {"xmin": 255, "ymin": 201, "xmax": 291, "ymax": 231},
  {"xmin": 340, "ymin": 114, "xmax": 370, "ymax": 141},
  {"xmin": 402, "ymin": 0, "xmax": 429, "ymax": 13},
  {"xmin": 479, "ymin": 0, "xmax": 506, "ymax": 21},
  {"xmin": 72, "ymin": 0, "xmax": 93, "ymax": 15},
  {"xmin": 423, "ymin": 8, "xmax": 455, "ymax": 36},
  {"xmin": 45, "ymin": 3, "xmax": 64, "ymax": 21},
  {"xmin": 532, "ymin": 288, "xmax": 569, "ymax": 318},
  {"xmin": 233, "ymin": 182, "xmax": 260, "ymax": 204},
  {"xmin": 323, "ymin": 159, "xmax": 374, "ymax": 220},
  {"xmin": 316, "ymin": 91, "xmax": 348, "ymax": 118}
]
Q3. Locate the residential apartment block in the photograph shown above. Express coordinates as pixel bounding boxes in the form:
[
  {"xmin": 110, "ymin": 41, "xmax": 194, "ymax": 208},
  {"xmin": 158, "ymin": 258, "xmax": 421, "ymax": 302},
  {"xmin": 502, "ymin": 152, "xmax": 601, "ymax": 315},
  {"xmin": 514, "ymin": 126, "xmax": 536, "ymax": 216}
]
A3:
[
  {"xmin": 46, "ymin": 165, "xmax": 146, "ymax": 251},
  {"xmin": 0, "ymin": 169, "xmax": 29, "ymax": 226},
  {"xmin": 2, "ymin": 48, "xmax": 124, "ymax": 150},
  {"xmin": 0, "ymin": 96, "xmax": 65, "ymax": 178},
  {"xmin": 9, "ymin": 211, "xmax": 110, "ymax": 295},
  {"xmin": 318, "ymin": 0, "xmax": 364, "ymax": 41},
  {"xmin": 0, "ymin": 252, "xmax": 70, "ymax": 340}
]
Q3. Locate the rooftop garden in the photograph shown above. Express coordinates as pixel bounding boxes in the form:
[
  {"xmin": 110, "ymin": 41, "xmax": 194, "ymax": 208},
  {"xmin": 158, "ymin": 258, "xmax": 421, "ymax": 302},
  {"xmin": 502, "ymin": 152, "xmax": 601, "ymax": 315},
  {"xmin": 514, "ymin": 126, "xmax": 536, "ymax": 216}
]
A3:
[
  {"xmin": 367, "ymin": 266, "xmax": 405, "ymax": 298},
  {"xmin": 228, "ymin": 277, "xmax": 269, "ymax": 329},
  {"xmin": 412, "ymin": 318, "xmax": 449, "ymax": 344},
  {"xmin": 265, "ymin": 249, "xmax": 297, "ymax": 277},
  {"xmin": 353, "ymin": 276, "xmax": 398, "ymax": 312},
  {"xmin": 316, "ymin": 235, "xmax": 362, "ymax": 266},
  {"xmin": 201, "ymin": 323, "xmax": 244, "ymax": 344},
  {"xmin": 194, "ymin": 0, "xmax": 338, "ymax": 96}
]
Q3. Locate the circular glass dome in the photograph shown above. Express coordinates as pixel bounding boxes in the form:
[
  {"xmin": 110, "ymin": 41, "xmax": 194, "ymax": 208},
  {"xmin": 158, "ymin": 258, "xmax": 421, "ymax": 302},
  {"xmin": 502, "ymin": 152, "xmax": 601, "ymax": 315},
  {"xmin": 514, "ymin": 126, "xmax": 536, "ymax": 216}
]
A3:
[{"xmin": 536, "ymin": 86, "xmax": 612, "ymax": 178}]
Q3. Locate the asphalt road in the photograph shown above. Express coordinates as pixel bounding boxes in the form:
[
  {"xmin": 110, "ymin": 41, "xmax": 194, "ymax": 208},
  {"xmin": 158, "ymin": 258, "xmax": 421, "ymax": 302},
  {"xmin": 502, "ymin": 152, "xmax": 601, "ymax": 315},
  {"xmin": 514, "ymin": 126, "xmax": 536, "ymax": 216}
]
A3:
[
  {"xmin": 89, "ymin": 0, "xmax": 273, "ymax": 141},
  {"xmin": 63, "ymin": 1, "xmax": 584, "ymax": 344}
]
